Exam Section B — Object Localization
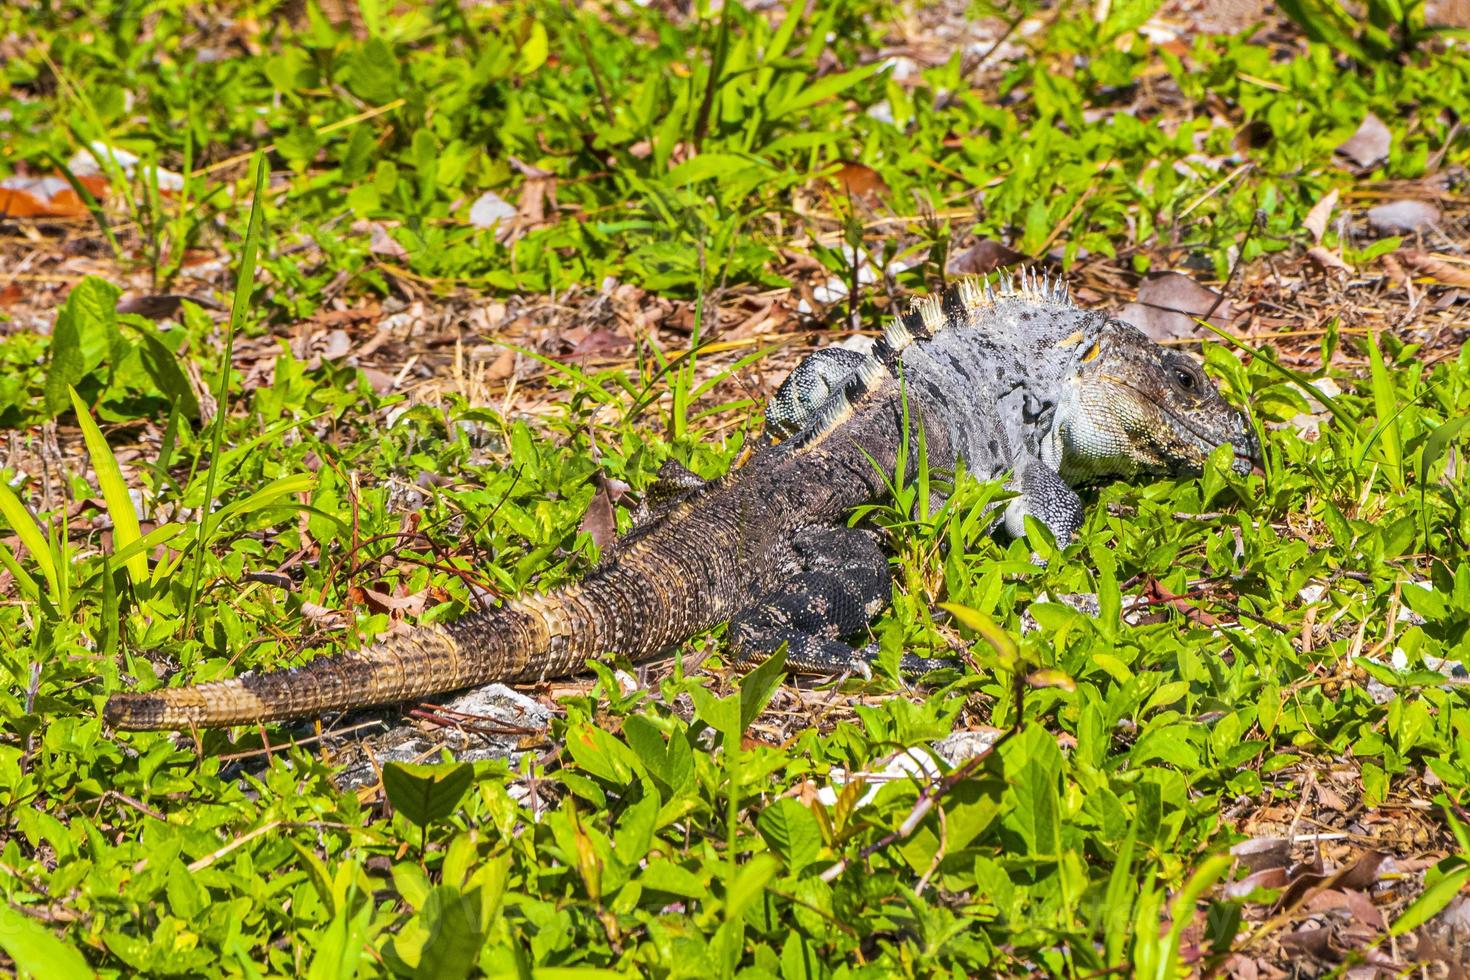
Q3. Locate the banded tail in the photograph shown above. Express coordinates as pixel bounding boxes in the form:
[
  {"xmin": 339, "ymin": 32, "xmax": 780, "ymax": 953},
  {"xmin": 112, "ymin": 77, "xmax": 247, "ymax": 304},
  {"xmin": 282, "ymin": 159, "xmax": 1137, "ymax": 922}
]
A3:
[
  {"xmin": 101, "ymin": 606, "xmax": 553, "ymax": 730},
  {"xmin": 104, "ymin": 469, "xmax": 766, "ymax": 731}
]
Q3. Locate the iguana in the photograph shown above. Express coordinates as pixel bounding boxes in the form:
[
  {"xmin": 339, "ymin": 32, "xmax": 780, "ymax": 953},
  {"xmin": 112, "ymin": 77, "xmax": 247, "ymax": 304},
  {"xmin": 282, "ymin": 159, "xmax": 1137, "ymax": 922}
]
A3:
[{"xmin": 104, "ymin": 271, "xmax": 1260, "ymax": 730}]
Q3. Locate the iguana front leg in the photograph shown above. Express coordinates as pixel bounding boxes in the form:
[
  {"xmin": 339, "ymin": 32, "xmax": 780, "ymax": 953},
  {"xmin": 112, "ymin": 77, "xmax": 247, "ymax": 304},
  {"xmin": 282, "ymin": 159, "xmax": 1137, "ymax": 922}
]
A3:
[
  {"xmin": 728, "ymin": 525, "xmax": 950, "ymax": 676},
  {"xmin": 1000, "ymin": 458, "xmax": 1085, "ymax": 545},
  {"xmin": 764, "ymin": 347, "xmax": 871, "ymax": 439}
]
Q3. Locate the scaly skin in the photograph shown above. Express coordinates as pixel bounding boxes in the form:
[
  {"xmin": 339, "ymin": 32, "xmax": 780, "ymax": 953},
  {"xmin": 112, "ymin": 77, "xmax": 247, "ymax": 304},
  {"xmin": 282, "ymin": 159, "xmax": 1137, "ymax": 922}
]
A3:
[
  {"xmin": 104, "ymin": 271, "xmax": 1259, "ymax": 730},
  {"xmin": 103, "ymin": 390, "xmax": 914, "ymax": 729}
]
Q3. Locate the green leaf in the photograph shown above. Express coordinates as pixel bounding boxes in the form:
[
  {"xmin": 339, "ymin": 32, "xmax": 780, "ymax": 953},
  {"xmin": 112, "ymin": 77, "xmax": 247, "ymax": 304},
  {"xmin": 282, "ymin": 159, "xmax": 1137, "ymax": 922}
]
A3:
[
  {"xmin": 1366, "ymin": 327, "xmax": 1403, "ymax": 487},
  {"xmin": 723, "ymin": 853, "xmax": 780, "ymax": 921},
  {"xmin": 71, "ymin": 387, "xmax": 149, "ymax": 588},
  {"xmin": 739, "ymin": 646, "xmax": 787, "ymax": 731},
  {"xmin": 941, "ymin": 603, "xmax": 1018, "ymax": 669},
  {"xmin": 0, "ymin": 481, "xmax": 57, "ymax": 597},
  {"xmin": 765, "ymin": 62, "xmax": 883, "ymax": 119},
  {"xmin": 43, "ymin": 276, "xmax": 120, "ymax": 418},
  {"xmin": 1422, "ymin": 415, "xmax": 1470, "ymax": 484},
  {"xmin": 566, "ymin": 721, "xmax": 642, "ymax": 784},
  {"xmin": 517, "ymin": 19, "xmax": 549, "ymax": 75},
  {"xmin": 1390, "ymin": 861, "xmax": 1470, "ymax": 935},
  {"xmin": 664, "ymin": 153, "xmax": 766, "ymax": 188},
  {"xmin": 1007, "ymin": 726, "xmax": 1062, "ymax": 858},
  {"xmin": 414, "ymin": 885, "xmax": 483, "ymax": 980},
  {"xmin": 0, "ymin": 905, "xmax": 94, "ymax": 980},
  {"xmin": 383, "ymin": 761, "xmax": 474, "ymax": 829},
  {"xmin": 757, "ymin": 798, "xmax": 823, "ymax": 872},
  {"xmin": 127, "ymin": 318, "xmax": 201, "ymax": 418},
  {"xmin": 344, "ymin": 37, "xmax": 401, "ymax": 103}
]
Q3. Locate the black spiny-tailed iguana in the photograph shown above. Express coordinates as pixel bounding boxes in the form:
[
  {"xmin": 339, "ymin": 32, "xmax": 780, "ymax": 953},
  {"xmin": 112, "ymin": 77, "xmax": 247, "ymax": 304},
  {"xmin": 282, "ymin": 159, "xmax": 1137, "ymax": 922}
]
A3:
[{"xmin": 104, "ymin": 271, "xmax": 1260, "ymax": 730}]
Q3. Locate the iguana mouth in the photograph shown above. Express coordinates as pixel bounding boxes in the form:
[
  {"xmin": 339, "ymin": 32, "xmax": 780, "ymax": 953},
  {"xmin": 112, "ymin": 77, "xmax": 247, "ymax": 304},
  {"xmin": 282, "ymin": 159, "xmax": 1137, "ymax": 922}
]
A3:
[{"xmin": 1104, "ymin": 374, "xmax": 1258, "ymax": 473}]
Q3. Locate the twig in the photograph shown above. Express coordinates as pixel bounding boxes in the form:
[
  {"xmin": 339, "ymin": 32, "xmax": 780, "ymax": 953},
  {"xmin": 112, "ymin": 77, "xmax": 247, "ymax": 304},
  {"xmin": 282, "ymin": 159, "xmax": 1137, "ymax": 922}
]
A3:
[{"xmin": 820, "ymin": 667, "xmax": 1026, "ymax": 882}]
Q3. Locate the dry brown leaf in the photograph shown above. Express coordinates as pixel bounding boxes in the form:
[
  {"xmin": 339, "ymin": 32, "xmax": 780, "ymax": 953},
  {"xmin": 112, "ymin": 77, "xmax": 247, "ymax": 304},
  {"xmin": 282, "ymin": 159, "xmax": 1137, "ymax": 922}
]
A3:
[
  {"xmin": 1118, "ymin": 271, "xmax": 1231, "ymax": 341},
  {"xmin": 578, "ymin": 475, "xmax": 625, "ymax": 550},
  {"xmin": 1225, "ymin": 865, "xmax": 1291, "ymax": 900},
  {"xmin": 1279, "ymin": 925, "xmax": 1333, "ymax": 957},
  {"xmin": 117, "ymin": 294, "xmax": 226, "ymax": 319},
  {"xmin": 1381, "ymin": 251, "xmax": 1410, "ymax": 288},
  {"xmin": 1306, "ymin": 246, "xmax": 1351, "ymax": 276},
  {"xmin": 946, "ymin": 239, "xmax": 1028, "ymax": 276},
  {"xmin": 1302, "ymin": 188, "xmax": 1339, "ymax": 244},
  {"xmin": 1399, "ymin": 250, "xmax": 1470, "ymax": 287},
  {"xmin": 830, "ymin": 160, "xmax": 889, "ymax": 201},
  {"xmin": 1232, "ymin": 836, "xmax": 1293, "ymax": 871},
  {"xmin": 1336, "ymin": 113, "xmax": 1392, "ymax": 169},
  {"xmin": 0, "ymin": 171, "xmax": 110, "ymax": 218}
]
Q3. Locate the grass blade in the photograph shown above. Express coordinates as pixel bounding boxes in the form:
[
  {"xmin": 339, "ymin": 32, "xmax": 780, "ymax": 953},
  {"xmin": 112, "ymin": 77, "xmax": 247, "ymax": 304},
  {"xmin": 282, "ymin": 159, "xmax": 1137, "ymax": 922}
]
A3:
[
  {"xmin": 1366, "ymin": 327, "xmax": 1404, "ymax": 490},
  {"xmin": 0, "ymin": 481, "xmax": 58, "ymax": 596},
  {"xmin": 184, "ymin": 153, "xmax": 267, "ymax": 636},
  {"xmin": 69, "ymin": 387, "xmax": 149, "ymax": 588}
]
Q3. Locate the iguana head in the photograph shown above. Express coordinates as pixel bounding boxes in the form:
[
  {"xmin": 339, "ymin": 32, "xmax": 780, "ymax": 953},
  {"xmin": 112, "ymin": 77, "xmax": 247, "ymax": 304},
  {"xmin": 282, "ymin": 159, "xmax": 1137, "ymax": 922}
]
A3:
[{"xmin": 1044, "ymin": 320, "xmax": 1261, "ymax": 483}]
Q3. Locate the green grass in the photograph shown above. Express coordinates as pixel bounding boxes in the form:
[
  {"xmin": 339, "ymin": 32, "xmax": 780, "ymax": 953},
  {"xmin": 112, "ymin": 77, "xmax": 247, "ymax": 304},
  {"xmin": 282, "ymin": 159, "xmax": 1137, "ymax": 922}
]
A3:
[{"xmin": 1, "ymin": 0, "xmax": 1469, "ymax": 976}]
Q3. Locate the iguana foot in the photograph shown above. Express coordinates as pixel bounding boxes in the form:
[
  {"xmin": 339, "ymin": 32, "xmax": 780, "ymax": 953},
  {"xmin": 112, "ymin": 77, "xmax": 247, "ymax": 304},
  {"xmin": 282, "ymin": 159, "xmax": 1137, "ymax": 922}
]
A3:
[
  {"xmin": 728, "ymin": 525, "xmax": 960, "ymax": 678},
  {"xmin": 728, "ymin": 525, "xmax": 889, "ymax": 674},
  {"xmin": 1002, "ymin": 458, "xmax": 1085, "ymax": 545}
]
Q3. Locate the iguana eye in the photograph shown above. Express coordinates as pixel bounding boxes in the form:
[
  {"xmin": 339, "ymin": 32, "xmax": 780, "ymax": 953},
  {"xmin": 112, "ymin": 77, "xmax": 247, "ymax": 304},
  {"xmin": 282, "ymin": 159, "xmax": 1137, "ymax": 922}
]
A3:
[{"xmin": 1172, "ymin": 365, "xmax": 1198, "ymax": 392}]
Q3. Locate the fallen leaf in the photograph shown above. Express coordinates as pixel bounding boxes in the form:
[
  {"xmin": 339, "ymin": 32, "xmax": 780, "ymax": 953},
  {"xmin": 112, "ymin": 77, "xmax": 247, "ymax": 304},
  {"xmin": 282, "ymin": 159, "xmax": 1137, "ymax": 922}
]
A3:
[
  {"xmin": 830, "ymin": 161, "xmax": 889, "ymax": 201},
  {"xmin": 1225, "ymin": 865, "xmax": 1291, "ymax": 900},
  {"xmin": 1336, "ymin": 113, "xmax": 1392, "ymax": 169},
  {"xmin": 367, "ymin": 222, "xmax": 408, "ymax": 258},
  {"xmin": 1382, "ymin": 252, "xmax": 1410, "ymax": 288},
  {"xmin": 1231, "ymin": 835, "xmax": 1292, "ymax": 871},
  {"xmin": 1367, "ymin": 199, "xmax": 1441, "ymax": 234},
  {"xmin": 1334, "ymin": 851, "xmax": 1387, "ymax": 891},
  {"xmin": 578, "ymin": 478, "xmax": 619, "ymax": 549},
  {"xmin": 0, "ymin": 174, "xmax": 93, "ymax": 218},
  {"xmin": 566, "ymin": 326, "xmax": 632, "ymax": 358},
  {"xmin": 69, "ymin": 141, "xmax": 184, "ymax": 191},
  {"xmin": 1302, "ymin": 188, "xmax": 1340, "ymax": 243},
  {"xmin": 1118, "ymin": 271, "xmax": 1231, "ymax": 341},
  {"xmin": 512, "ymin": 176, "xmax": 556, "ymax": 235},
  {"xmin": 1279, "ymin": 925, "xmax": 1333, "ymax": 957},
  {"xmin": 946, "ymin": 239, "xmax": 1028, "ymax": 276},
  {"xmin": 117, "ymin": 294, "xmax": 224, "ymax": 319},
  {"xmin": 1398, "ymin": 251, "xmax": 1470, "ymax": 287},
  {"xmin": 1306, "ymin": 245, "xmax": 1351, "ymax": 275},
  {"xmin": 469, "ymin": 190, "xmax": 517, "ymax": 229},
  {"xmin": 1341, "ymin": 888, "xmax": 1385, "ymax": 930}
]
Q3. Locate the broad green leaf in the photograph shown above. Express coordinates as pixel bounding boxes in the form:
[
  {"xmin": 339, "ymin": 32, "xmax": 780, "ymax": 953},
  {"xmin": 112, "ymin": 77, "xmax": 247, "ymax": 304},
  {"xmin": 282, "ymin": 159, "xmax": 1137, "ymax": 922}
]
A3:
[
  {"xmin": 0, "ymin": 905, "xmax": 94, "ymax": 980},
  {"xmin": 44, "ymin": 276, "xmax": 120, "ymax": 418},
  {"xmin": 383, "ymin": 761, "xmax": 474, "ymax": 829},
  {"xmin": 757, "ymin": 797, "xmax": 823, "ymax": 872},
  {"xmin": 414, "ymin": 885, "xmax": 482, "ymax": 980},
  {"xmin": 739, "ymin": 646, "xmax": 786, "ymax": 731}
]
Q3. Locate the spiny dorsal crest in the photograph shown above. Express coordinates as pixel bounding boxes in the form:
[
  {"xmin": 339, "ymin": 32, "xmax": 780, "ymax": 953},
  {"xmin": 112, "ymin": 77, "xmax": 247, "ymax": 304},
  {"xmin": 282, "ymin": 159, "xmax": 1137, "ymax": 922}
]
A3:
[
  {"xmin": 786, "ymin": 268, "xmax": 1072, "ymax": 452},
  {"xmin": 875, "ymin": 267, "xmax": 1073, "ymax": 361}
]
